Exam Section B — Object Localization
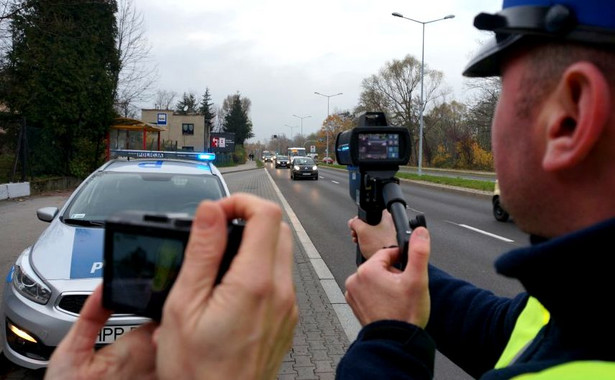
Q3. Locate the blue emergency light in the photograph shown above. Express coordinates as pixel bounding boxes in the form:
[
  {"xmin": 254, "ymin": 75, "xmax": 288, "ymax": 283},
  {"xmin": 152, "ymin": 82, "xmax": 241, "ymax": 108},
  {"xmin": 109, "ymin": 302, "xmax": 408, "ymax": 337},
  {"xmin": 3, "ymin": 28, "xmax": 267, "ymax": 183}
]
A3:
[{"xmin": 197, "ymin": 153, "xmax": 216, "ymax": 161}]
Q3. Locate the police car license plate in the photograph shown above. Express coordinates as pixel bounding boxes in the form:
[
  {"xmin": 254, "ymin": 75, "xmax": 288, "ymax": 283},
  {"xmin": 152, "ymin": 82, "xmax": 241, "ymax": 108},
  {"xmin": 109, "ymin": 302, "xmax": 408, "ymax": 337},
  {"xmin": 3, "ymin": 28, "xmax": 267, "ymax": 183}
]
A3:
[
  {"xmin": 302, "ymin": 173, "xmax": 311, "ymax": 175},
  {"xmin": 96, "ymin": 325, "xmax": 140, "ymax": 344}
]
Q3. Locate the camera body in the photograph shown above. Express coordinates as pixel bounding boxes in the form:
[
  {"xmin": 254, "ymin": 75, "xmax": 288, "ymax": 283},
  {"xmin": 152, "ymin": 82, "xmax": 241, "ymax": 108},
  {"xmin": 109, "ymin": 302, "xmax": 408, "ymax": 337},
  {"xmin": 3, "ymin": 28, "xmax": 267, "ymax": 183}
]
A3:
[{"xmin": 102, "ymin": 211, "xmax": 243, "ymax": 321}]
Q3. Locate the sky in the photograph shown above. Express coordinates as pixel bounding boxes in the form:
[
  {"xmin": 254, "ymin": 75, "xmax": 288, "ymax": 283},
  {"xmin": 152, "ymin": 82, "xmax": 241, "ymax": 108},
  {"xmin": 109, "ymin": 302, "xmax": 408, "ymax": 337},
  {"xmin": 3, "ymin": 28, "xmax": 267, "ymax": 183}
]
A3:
[{"xmin": 132, "ymin": 0, "xmax": 501, "ymax": 144}]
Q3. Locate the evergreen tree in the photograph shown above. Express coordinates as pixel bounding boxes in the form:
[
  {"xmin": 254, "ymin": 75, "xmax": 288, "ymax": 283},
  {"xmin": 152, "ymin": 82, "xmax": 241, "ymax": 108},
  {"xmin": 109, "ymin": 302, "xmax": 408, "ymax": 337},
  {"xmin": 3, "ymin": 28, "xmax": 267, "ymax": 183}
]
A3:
[
  {"xmin": 199, "ymin": 88, "xmax": 215, "ymax": 134},
  {"xmin": 175, "ymin": 92, "xmax": 197, "ymax": 114},
  {"xmin": 222, "ymin": 94, "xmax": 253, "ymax": 145},
  {"xmin": 2, "ymin": 0, "xmax": 119, "ymax": 177}
]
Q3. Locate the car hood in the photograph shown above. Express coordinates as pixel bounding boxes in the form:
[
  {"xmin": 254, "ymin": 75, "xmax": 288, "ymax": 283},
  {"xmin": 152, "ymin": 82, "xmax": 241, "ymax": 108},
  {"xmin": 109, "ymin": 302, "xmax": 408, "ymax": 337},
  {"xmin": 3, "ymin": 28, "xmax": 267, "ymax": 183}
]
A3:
[{"xmin": 30, "ymin": 220, "xmax": 104, "ymax": 281}]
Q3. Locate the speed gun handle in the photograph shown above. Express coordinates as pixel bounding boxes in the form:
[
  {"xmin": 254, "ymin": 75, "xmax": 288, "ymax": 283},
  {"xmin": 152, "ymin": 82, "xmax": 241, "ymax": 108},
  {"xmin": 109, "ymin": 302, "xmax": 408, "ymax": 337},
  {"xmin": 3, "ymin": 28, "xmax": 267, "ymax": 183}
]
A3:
[{"xmin": 382, "ymin": 182, "xmax": 411, "ymax": 270}]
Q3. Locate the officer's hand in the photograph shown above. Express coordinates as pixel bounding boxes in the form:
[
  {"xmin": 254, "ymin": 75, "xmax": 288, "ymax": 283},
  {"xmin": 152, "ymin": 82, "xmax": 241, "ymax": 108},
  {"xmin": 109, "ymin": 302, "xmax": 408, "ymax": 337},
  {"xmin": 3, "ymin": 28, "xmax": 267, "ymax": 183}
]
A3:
[
  {"xmin": 155, "ymin": 193, "xmax": 298, "ymax": 380},
  {"xmin": 345, "ymin": 227, "xmax": 431, "ymax": 328},
  {"xmin": 348, "ymin": 210, "xmax": 397, "ymax": 259},
  {"xmin": 45, "ymin": 285, "xmax": 156, "ymax": 380}
]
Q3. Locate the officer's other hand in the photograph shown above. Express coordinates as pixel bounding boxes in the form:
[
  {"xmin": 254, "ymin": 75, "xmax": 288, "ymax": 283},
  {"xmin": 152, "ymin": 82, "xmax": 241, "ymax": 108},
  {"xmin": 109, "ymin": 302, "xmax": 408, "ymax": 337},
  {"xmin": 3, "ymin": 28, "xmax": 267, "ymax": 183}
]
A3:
[{"xmin": 345, "ymin": 226, "xmax": 431, "ymax": 328}]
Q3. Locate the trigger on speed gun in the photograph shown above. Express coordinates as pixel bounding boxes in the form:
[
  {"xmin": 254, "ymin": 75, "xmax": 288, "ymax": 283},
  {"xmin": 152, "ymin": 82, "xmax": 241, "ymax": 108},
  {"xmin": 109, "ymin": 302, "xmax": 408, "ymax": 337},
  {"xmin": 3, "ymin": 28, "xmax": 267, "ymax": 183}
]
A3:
[{"xmin": 335, "ymin": 111, "xmax": 426, "ymax": 269}]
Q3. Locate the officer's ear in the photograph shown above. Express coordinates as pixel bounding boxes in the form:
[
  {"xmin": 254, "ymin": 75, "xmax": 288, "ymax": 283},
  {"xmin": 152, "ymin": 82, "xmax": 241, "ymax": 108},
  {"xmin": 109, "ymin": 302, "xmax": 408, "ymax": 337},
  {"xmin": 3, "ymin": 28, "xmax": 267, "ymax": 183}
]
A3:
[{"xmin": 541, "ymin": 62, "xmax": 611, "ymax": 172}]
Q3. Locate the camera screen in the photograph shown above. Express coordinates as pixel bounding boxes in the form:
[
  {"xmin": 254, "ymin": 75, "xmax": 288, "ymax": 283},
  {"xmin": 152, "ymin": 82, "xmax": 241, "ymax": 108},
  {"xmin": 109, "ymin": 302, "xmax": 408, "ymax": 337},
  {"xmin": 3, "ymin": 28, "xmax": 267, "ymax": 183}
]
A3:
[
  {"xmin": 357, "ymin": 133, "xmax": 401, "ymax": 161},
  {"xmin": 107, "ymin": 231, "xmax": 184, "ymax": 314}
]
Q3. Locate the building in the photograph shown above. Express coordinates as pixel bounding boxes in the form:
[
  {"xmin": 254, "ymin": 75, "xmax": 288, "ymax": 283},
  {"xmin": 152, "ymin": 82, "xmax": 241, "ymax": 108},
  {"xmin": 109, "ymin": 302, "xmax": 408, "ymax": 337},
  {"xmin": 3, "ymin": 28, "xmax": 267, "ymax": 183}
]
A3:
[{"xmin": 141, "ymin": 109, "xmax": 210, "ymax": 152}]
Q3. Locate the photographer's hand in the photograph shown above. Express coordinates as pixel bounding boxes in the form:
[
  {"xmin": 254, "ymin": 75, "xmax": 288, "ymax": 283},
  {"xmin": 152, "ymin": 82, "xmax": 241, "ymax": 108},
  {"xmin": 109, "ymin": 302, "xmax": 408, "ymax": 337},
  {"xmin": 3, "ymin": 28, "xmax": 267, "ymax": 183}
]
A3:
[
  {"xmin": 348, "ymin": 210, "xmax": 397, "ymax": 259},
  {"xmin": 45, "ymin": 285, "xmax": 157, "ymax": 380},
  {"xmin": 155, "ymin": 193, "xmax": 298, "ymax": 380},
  {"xmin": 345, "ymin": 227, "xmax": 431, "ymax": 327}
]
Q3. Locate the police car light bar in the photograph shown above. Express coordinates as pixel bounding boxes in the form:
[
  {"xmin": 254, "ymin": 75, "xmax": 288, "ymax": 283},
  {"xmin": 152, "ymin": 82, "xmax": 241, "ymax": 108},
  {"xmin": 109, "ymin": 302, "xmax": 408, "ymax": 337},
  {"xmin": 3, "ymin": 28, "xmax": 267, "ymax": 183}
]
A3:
[{"xmin": 110, "ymin": 149, "xmax": 216, "ymax": 162}]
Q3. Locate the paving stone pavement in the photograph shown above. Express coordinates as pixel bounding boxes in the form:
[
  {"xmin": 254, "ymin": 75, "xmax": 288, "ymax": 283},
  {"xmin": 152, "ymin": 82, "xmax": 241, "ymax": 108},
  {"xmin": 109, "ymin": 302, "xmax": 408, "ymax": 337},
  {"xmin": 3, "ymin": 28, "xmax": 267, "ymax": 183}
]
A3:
[{"xmin": 220, "ymin": 162, "xmax": 352, "ymax": 379}]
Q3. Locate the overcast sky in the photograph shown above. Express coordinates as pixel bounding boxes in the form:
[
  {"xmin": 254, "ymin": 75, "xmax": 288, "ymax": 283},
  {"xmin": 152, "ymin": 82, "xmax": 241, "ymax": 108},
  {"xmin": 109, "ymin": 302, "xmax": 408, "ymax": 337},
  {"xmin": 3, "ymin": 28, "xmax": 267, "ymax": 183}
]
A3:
[{"xmin": 132, "ymin": 0, "xmax": 501, "ymax": 143}]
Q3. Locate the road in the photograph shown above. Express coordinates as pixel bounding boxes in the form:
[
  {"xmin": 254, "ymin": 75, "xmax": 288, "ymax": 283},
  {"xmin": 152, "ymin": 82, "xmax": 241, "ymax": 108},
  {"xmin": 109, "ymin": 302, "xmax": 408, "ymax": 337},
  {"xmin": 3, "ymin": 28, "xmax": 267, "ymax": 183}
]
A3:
[
  {"xmin": 267, "ymin": 164, "xmax": 526, "ymax": 296},
  {"xmin": 0, "ymin": 191, "xmax": 70, "ymax": 379}
]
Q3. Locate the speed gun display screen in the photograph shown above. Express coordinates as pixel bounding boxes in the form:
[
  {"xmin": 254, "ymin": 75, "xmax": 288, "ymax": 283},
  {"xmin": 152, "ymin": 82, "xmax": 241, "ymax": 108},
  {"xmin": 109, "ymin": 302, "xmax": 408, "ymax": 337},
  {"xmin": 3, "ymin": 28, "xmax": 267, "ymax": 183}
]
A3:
[{"xmin": 358, "ymin": 133, "xmax": 400, "ymax": 161}]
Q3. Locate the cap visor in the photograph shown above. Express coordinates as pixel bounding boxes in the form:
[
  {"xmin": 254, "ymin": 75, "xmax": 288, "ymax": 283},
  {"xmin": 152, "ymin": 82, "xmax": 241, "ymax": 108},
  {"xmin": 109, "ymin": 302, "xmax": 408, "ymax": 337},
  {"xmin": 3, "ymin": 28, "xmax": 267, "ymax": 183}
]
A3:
[{"xmin": 463, "ymin": 34, "xmax": 524, "ymax": 77}]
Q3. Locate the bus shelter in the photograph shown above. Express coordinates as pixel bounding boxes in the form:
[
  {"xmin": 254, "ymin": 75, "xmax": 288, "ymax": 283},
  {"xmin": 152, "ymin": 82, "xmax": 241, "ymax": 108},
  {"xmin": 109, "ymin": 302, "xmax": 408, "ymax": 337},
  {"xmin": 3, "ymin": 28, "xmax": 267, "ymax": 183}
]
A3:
[{"xmin": 106, "ymin": 117, "xmax": 167, "ymax": 160}]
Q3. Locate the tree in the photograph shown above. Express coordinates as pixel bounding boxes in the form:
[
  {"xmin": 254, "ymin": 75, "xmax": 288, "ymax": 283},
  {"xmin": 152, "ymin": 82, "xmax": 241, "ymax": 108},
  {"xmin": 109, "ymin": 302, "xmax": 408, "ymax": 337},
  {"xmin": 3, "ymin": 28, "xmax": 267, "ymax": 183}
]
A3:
[
  {"xmin": 355, "ymin": 54, "xmax": 449, "ymax": 166},
  {"xmin": 114, "ymin": 0, "xmax": 157, "ymax": 118},
  {"xmin": 464, "ymin": 76, "xmax": 501, "ymax": 152},
  {"xmin": 425, "ymin": 100, "xmax": 469, "ymax": 167},
  {"xmin": 0, "ymin": 1, "xmax": 22, "ymax": 55},
  {"xmin": 199, "ymin": 88, "xmax": 215, "ymax": 135},
  {"xmin": 222, "ymin": 93, "xmax": 253, "ymax": 145},
  {"xmin": 2, "ymin": 0, "xmax": 119, "ymax": 177},
  {"xmin": 317, "ymin": 112, "xmax": 354, "ymax": 157},
  {"xmin": 175, "ymin": 92, "xmax": 198, "ymax": 114},
  {"xmin": 153, "ymin": 89, "xmax": 177, "ymax": 110}
]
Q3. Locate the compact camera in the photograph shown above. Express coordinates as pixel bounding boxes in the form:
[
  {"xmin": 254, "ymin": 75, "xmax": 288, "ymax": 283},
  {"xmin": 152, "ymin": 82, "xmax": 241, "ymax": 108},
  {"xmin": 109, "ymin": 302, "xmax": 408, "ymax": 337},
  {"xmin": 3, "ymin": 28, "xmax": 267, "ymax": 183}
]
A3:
[{"xmin": 102, "ymin": 211, "xmax": 244, "ymax": 321}]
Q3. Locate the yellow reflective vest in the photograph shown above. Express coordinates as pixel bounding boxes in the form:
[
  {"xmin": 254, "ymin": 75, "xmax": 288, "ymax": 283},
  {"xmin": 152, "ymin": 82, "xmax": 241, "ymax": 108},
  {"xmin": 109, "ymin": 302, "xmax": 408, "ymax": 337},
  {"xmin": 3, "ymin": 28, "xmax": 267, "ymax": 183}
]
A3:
[{"xmin": 494, "ymin": 297, "xmax": 615, "ymax": 379}]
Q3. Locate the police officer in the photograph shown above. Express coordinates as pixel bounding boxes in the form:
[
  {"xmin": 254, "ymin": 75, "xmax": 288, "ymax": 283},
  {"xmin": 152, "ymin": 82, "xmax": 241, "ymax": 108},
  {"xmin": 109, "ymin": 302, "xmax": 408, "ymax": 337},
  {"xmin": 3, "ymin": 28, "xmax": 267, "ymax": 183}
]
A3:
[{"xmin": 338, "ymin": 0, "xmax": 615, "ymax": 379}]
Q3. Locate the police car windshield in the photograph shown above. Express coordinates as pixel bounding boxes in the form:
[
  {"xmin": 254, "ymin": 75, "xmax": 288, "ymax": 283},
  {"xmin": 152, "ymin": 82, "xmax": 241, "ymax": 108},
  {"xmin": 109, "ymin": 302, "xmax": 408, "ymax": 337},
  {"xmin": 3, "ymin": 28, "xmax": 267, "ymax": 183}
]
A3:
[{"xmin": 63, "ymin": 171, "xmax": 225, "ymax": 222}]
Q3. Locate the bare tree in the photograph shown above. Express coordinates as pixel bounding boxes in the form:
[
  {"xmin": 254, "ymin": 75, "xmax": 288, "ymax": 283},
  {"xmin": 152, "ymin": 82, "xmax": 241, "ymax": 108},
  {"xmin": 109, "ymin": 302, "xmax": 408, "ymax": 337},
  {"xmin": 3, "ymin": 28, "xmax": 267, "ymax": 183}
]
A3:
[
  {"xmin": 153, "ymin": 89, "xmax": 177, "ymax": 110},
  {"xmin": 0, "ymin": 0, "xmax": 24, "ymax": 61},
  {"xmin": 114, "ymin": 0, "xmax": 158, "ymax": 117},
  {"xmin": 464, "ymin": 76, "xmax": 501, "ymax": 151},
  {"xmin": 355, "ymin": 54, "xmax": 449, "ymax": 165}
]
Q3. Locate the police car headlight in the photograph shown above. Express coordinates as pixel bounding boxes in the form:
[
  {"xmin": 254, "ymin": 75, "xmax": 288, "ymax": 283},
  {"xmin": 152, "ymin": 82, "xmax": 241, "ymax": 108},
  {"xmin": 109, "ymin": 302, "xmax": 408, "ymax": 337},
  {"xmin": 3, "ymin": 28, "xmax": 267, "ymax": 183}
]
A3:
[
  {"xmin": 12, "ymin": 265, "xmax": 51, "ymax": 305},
  {"xmin": 293, "ymin": 165, "xmax": 300, "ymax": 170},
  {"xmin": 312, "ymin": 166, "xmax": 317, "ymax": 170}
]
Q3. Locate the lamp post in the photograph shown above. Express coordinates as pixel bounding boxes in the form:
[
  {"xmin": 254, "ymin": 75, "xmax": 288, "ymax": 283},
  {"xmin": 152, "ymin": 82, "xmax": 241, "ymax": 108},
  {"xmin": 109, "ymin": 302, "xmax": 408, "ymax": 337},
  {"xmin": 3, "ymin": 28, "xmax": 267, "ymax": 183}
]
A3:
[
  {"xmin": 314, "ymin": 91, "xmax": 343, "ymax": 158},
  {"xmin": 292, "ymin": 114, "xmax": 311, "ymax": 136},
  {"xmin": 392, "ymin": 12, "xmax": 454, "ymax": 175},
  {"xmin": 285, "ymin": 124, "xmax": 298, "ymax": 140}
]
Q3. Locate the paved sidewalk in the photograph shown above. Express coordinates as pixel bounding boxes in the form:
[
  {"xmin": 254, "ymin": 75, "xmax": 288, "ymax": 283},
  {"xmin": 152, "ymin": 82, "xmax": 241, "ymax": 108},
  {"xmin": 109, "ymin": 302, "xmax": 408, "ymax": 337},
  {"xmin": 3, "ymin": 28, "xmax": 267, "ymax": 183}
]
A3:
[{"xmin": 220, "ymin": 160, "xmax": 355, "ymax": 380}]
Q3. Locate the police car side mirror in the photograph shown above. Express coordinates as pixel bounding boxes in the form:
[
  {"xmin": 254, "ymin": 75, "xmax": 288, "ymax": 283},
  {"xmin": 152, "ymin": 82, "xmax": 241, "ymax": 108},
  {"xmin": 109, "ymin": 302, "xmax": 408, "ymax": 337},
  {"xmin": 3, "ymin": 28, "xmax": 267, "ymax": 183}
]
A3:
[{"xmin": 37, "ymin": 207, "xmax": 58, "ymax": 223}]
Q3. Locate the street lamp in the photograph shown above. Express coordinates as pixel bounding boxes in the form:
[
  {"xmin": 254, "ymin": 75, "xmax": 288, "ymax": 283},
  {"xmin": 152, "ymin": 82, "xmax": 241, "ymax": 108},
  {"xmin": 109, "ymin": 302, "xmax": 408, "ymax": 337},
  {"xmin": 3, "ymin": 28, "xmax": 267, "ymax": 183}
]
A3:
[
  {"xmin": 392, "ymin": 12, "xmax": 454, "ymax": 175},
  {"xmin": 314, "ymin": 91, "xmax": 343, "ymax": 158},
  {"xmin": 292, "ymin": 114, "xmax": 311, "ymax": 136},
  {"xmin": 285, "ymin": 124, "xmax": 298, "ymax": 139}
]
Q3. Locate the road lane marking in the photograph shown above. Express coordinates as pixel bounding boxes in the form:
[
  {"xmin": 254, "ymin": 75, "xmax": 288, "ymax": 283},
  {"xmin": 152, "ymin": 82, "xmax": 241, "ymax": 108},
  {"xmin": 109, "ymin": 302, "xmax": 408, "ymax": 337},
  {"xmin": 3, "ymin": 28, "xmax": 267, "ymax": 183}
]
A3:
[
  {"xmin": 331, "ymin": 180, "xmax": 340, "ymax": 184},
  {"xmin": 447, "ymin": 221, "xmax": 514, "ymax": 242}
]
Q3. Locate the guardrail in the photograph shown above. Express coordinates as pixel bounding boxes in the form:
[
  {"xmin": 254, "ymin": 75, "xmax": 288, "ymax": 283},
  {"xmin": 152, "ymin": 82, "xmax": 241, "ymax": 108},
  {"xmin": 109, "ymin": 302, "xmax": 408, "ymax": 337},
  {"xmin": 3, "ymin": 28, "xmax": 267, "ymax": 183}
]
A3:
[{"xmin": 0, "ymin": 182, "xmax": 30, "ymax": 200}]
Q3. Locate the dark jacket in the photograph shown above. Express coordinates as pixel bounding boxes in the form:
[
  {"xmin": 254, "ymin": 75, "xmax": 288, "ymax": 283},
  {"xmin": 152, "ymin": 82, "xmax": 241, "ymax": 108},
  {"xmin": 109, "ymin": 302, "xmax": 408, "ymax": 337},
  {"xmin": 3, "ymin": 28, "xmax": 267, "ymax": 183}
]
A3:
[{"xmin": 336, "ymin": 218, "xmax": 615, "ymax": 379}]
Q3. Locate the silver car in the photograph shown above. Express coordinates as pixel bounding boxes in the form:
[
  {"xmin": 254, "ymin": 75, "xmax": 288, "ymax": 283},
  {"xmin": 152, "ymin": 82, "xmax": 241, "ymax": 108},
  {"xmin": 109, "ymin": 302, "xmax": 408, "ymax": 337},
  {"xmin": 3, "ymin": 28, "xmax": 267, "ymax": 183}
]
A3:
[{"xmin": 2, "ymin": 158, "xmax": 230, "ymax": 369}]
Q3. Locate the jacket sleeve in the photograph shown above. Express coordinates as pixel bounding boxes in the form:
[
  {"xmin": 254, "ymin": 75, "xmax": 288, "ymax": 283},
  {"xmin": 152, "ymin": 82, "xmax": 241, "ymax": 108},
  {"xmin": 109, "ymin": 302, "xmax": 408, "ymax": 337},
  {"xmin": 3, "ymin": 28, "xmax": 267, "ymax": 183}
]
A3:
[
  {"xmin": 336, "ymin": 320, "xmax": 436, "ymax": 380},
  {"xmin": 426, "ymin": 264, "xmax": 529, "ymax": 377}
]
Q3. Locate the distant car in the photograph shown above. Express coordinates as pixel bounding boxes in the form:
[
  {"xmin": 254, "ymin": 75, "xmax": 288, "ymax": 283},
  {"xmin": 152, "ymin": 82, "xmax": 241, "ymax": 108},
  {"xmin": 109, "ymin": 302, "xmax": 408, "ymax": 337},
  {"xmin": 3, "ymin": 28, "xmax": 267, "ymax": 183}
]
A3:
[
  {"xmin": 290, "ymin": 157, "xmax": 318, "ymax": 180},
  {"xmin": 274, "ymin": 155, "xmax": 290, "ymax": 168},
  {"xmin": 492, "ymin": 180, "xmax": 510, "ymax": 222},
  {"xmin": 321, "ymin": 157, "xmax": 334, "ymax": 164},
  {"xmin": 1, "ymin": 157, "xmax": 231, "ymax": 369},
  {"xmin": 263, "ymin": 154, "xmax": 274, "ymax": 163}
]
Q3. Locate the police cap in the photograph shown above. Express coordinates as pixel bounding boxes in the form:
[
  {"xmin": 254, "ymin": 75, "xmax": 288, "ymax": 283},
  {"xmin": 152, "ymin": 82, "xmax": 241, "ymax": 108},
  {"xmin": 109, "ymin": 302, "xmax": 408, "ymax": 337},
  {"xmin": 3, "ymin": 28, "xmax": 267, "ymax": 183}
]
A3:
[{"xmin": 463, "ymin": 0, "xmax": 615, "ymax": 78}]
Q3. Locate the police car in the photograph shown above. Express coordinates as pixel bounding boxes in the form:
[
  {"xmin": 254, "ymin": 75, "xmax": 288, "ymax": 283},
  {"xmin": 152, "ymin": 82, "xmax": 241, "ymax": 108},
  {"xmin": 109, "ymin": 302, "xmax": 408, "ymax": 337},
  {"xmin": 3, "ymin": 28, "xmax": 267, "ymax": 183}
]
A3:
[{"xmin": 1, "ymin": 155, "xmax": 230, "ymax": 369}]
